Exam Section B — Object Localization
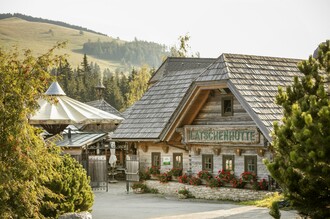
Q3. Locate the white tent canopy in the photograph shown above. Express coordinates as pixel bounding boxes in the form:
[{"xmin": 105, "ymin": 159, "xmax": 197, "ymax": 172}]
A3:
[{"xmin": 29, "ymin": 82, "xmax": 124, "ymax": 125}]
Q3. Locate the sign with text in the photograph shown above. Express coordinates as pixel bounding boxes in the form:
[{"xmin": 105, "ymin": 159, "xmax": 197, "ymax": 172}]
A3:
[
  {"xmin": 163, "ymin": 156, "xmax": 171, "ymax": 165},
  {"xmin": 184, "ymin": 126, "xmax": 259, "ymax": 144}
]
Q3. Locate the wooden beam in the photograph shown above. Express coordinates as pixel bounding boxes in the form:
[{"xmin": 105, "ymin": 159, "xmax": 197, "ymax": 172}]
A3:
[{"xmin": 181, "ymin": 90, "xmax": 210, "ymax": 125}]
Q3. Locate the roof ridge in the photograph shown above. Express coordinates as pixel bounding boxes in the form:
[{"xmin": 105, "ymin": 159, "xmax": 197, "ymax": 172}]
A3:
[
  {"xmin": 222, "ymin": 53, "xmax": 303, "ymax": 61},
  {"xmin": 222, "ymin": 54, "xmax": 231, "ymax": 78}
]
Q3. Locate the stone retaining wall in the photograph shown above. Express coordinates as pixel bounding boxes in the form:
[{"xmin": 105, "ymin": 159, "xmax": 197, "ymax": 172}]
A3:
[{"xmin": 145, "ymin": 180, "xmax": 270, "ymax": 201}]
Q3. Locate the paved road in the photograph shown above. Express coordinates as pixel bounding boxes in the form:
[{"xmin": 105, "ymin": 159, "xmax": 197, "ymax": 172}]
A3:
[{"xmin": 92, "ymin": 181, "xmax": 298, "ymax": 219}]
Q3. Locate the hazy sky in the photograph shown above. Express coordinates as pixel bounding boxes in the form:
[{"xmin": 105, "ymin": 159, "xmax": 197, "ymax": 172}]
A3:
[{"xmin": 1, "ymin": 0, "xmax": 329, "ymax": 59}]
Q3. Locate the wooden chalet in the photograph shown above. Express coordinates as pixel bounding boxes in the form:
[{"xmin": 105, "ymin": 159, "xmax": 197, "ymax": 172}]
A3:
[{"xmin": 112, "ymin": 55, "xmax": 302, "ymax": 180}]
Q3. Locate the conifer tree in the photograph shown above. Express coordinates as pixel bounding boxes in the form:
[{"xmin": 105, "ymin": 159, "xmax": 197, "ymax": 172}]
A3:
[
  {"xmin": 266, "ymin": 41, "xmax": 330, "ymax": 218},
  {"xmin": 40, "ymin": 154, "xmax": 93, "ymax": 218}
]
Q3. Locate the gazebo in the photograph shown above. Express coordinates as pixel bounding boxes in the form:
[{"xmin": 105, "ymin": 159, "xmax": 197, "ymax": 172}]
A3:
[{"xmin": 29, "ymin": 81, "xmax": 123, "ymax": 134}]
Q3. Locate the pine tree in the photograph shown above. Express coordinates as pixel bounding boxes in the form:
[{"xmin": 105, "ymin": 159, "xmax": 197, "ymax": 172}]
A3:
[
  {"xmin": 265, "ymin": 41, "xmax": 330, "ymax": 218},
  {"xmin": 40, "ymin": 154, "xmax": 93, "ymax": 218}
]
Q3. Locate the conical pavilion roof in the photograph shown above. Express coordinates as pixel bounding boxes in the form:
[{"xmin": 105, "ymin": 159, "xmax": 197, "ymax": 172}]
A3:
[{"xmin": 29, "ymin": 82, "xmax": 124, "ymax": 125}]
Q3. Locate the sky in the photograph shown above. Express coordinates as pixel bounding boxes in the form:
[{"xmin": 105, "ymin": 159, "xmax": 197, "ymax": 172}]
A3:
[{"xmin": 1, "ymin": 0, "xmax": 329, "ymax": 59}]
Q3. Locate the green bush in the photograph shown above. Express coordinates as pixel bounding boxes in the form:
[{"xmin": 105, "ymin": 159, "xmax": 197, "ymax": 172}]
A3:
[
  {"xmin": 131, "ymin": 182, "xmax": 148, "ymax": 191},
  {"xmin": 158, "ymin": 172, "xmax": 172, "ymax": 183},
  {"xmin": 169, "ymin": 168, "xmax": 182, "ymax": 177},
  {"xmin": 149, "ymin": 166, "xmax": 160, "ymax": 175},
  {"xmin": 269, "ymin": 201, "xmax": 281, "ymax": 219},
  {"xmin": 189, "ymin": 176, "xmax": 202, "ymax": 186},
  {"xmin": 197, "ymin": 170, "xmax": 213, "ymax": 181},
  {"xmin": 149, "ymin": 188, "xmax": 159, "ymax": 194},
  {"xmin": 40, "ymin": 154, "xmax": 94, "ymax": 218},
  {"xmin": 207, "ymin": 178, "xmax": 222, "ymax": 188},
  {"xmin": 139, "ymin": 169, "xmax": 151, "ymax": 181},
  {"xmin": 178, "ymin": 174, "xmax": 190, "ymax": 184}
]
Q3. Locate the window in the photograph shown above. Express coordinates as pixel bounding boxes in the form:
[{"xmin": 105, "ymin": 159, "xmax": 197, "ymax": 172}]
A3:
[
  {"xmin": 244, "ymin": 155, "xmax": 257, "ymax": 174},
  {"xmin": 222, "ymin": 97, "xmax": 233, "ymax": 116},
  {"xmin": 202, "ymin": 154, "xmax": 213, "ymax": 172},
  {"xmin": 151, "ymin": 152, "xmax": 161, "ymax": 168},
  {"xmin": 222, "ymin": 155, "xmax": 235, "ymax": 171},
  {"xmin": 173, "ymin": 153, "xmax": 183, "ymax": 168}
]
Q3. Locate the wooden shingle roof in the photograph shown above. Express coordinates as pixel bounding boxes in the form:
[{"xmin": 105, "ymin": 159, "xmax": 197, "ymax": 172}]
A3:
[
  {"xmin": 198, "ymin": 54, "xmax": 302, "ymax": 140},
  {"xmin": 85, "ymin": 99, "xmax": 123, "ymax": 118},
  {"xmin": 149, "ymin": 57, "xmax": 217, "ymax": 84},
  {"xmin": 113, "ymin": 54, "xmax": 303, "ymax": 141},
  {"xmin": 112, "ymin": 68, "xmax": 212, "ymax": 139}
]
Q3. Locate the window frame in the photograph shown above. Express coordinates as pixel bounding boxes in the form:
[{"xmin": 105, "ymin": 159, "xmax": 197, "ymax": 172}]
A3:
[
  {"xmin": 222, "ymin": 155, "xmax": 235, "ymax": 172},
  {"xmin": 173, "ymin": 153, "xmax": 183, "ymax": 169},
  {"xmin": 202, "ymin": 154, "xmax": 213, "ymax": 172},
  {"xmin": 151, "ymin": 152, "xmax": 161, "ymax": 168},
  {"xmin": 221, "ymin": 96, "xmax": 233, "ymax": 116},
  {"xmin": 244, "ymin": 155, "xmax": 257, "ymax": 174}
]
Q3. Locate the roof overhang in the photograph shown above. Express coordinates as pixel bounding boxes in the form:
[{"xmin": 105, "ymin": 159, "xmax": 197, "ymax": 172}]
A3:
[
  {"xmin": 161, "ymin": 80, "xmax": 228, "ymax": 142},
  {"xmin": 111, "ymin": 138, "xmax": 160, "ymax": 142},
  {"xmin": 161, "ymin": 79, "xmax": 272, "ymax": 143},
  {"xmin": 227, "ymin": 81, "xmax": 272, "ymax": 142}
]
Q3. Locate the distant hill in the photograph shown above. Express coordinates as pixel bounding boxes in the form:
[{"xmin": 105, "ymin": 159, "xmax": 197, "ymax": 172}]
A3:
[
  {"xmin": 0, "ymin": 13, "xmax": 169, "ymax": 72},
  {"xmin": 0, "ymin": 13, "xmax": 107, "ymax": 36}
]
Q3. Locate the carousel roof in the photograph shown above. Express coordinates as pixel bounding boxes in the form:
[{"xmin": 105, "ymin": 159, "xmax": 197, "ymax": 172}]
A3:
[{"xmin": 29, "ymin": 82, "xmax": 124, "ymax": 125}]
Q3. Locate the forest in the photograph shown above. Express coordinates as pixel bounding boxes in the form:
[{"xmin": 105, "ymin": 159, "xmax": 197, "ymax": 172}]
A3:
[
  {"xmin": 82, "ymin": 39, "xmax": 169, "ymax": 68},
  {"xmin": 57, "ymin": 54, "xmax": 153, "ymax": 112}
]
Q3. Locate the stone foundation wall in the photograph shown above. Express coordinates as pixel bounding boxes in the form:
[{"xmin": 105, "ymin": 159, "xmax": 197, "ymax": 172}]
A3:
[{"xmin": 145, "ymin": 180, "xmax": 270, "ymax": 201}]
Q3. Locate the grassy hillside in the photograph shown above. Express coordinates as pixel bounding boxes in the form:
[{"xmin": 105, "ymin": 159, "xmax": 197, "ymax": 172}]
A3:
[{"xmin": 0, "ymin": 17, "xmax": 124, "ymax": 71}]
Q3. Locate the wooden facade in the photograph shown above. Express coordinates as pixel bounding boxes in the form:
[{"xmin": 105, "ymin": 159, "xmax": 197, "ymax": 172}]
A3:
[{"xmin": 112, "ymin": 55, "xmax": 303, "ymax": 180}]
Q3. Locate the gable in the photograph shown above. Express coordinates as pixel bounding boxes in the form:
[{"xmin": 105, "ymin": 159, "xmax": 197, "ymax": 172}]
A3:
[{"xmin": 193, "ymin": 89, "xmax": 254, "ymax": 126}]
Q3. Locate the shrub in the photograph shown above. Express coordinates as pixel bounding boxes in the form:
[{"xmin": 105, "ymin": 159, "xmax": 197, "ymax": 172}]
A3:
[
  {"xmin": 189, "ymin": 176, "xmax": 202, "ymax": 186},
  {"xmin": 207, "ymin": 178, "xmax": 222, "ymax": 188},
  {"xmin": 169, "ymin": 167, "xmax": 182, "ymax": 177},
  {"xmin": 139, "ymin": 169, "xmax": 151, "ymax": 181},
  {"xmin": 131, "ymin": 182, "xmax": 148, "ymax": 191},
  {"xmin": 177, "ymin": 187, "xmax": 193, "ymax": 198},
  {"xmin": 197, "ymin": 170, "xmax": 213, "ymax": 181},
  {"xmin": 269, "ymin": 201, "xmax": 281, "ymax": 219},
  {"xmin": 178, "ymin": 174, "xmax": 190, "ymax": 184},
  {"xmin": 253, "ymin": 179, "xmax": 268, "ymax": 191},
  {"xmin": 178, "ymin": 187, "xmax": 190, "ymax": 196},
  {"xmin": 218, "ymin": 170, "xmax": 235, "ymax": 183},
  {"xmin": 149, "ymin": 166, "xmax": 160, "ymax": 175},
  {"xmin": 241, "ymin": 171, "xmax": 257, "ymax": 184},
  {"xmin": 149, "ymin": 188, "xmax": 159, "ymax": 194},
  {"xmin": 158, "ymin": 172, "xmax": 171, "ymax": 183},
  {"xmin": 230, "ymin": 178, "xmax": 246, "ymax": 188},
  {"xmin": 40, "ymin": 154, "xmax": 94, "ymax": 218}
]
